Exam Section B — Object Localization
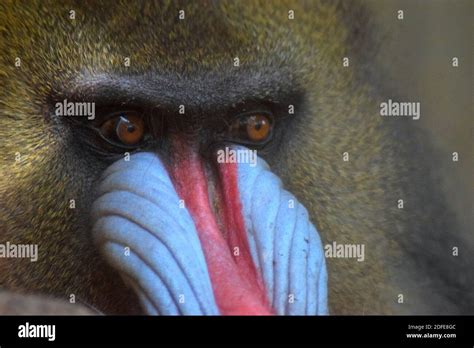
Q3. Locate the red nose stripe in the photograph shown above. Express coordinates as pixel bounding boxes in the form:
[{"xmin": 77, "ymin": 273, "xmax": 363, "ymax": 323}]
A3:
[
  {"xmin": 169, "ymin": 139, "xmax": 272, "ymax": 315},
  {"xmin": 218, "ymin": 159, "xmax": 271, "ymax": 309}
]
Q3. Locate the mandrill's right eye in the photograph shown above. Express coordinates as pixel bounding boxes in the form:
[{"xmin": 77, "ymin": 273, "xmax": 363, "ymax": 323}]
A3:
[
  {"xmin": 228, "ymin": 112, "xmax": 273, "ymax": 145},
  {"xmin": 99, "ymin": 112, "xmax": 147, "ymax": 148}
]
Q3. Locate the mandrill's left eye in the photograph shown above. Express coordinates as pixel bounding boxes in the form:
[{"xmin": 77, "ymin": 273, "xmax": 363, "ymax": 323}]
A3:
[
  {"xmin": 99, "ymin": 112, "xmax": 147, "ymax": 148},
  {"xmin": 229, "ymin": 113, "xmax": 273, "ymax": 144}
]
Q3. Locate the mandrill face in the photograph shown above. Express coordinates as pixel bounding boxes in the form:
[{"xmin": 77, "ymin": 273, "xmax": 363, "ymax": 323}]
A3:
[
  {"xmin": 1, "ymin": 0, "xmax": 471, "ymax": 317},
  {"xmin": 91, "ymin": 123, "xmax": 327, "ymax": 315},
  {"xmin": 0, "ymin": 0, "xmax": 389, "ymax": 316}
]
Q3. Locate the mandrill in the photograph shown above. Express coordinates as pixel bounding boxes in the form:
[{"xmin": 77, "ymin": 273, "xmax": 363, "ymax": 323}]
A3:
[{"xmin": 0, "ymin": 0, "xmax": 472, "ymax": 315}]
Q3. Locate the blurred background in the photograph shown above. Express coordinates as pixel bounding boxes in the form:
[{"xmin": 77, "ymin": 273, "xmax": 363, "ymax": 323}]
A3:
[{"xmin": 367, "ymin": 0, "xmax": 472, "ymax": 233}]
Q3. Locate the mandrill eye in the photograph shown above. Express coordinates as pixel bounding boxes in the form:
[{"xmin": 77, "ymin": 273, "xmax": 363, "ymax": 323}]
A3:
[
  {"xmin": 230, "ymin": 113, "xmax": 273, "ymax": 144},
  {"xmin": 99, "ymin": 112, "xmax": 147, "ymax": 147}
]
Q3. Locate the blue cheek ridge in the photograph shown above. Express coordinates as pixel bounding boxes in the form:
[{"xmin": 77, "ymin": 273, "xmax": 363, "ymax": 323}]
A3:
[
  {"xmin": 91, "ymin": 152, "xmax": 219, "ymax": 315},
  {"xmin": 236, "ymin": 149, "xmax": 328, "ymax": 315}
]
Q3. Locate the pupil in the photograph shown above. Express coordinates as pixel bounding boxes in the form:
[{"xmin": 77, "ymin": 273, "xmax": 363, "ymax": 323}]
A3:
[
  {"xmin": 254, "ymin": 121, "xmax": 262, "ymax": 131},
  {"xmin": 118, "ymin": 116, "xmax": 136, "ymax": 133}
]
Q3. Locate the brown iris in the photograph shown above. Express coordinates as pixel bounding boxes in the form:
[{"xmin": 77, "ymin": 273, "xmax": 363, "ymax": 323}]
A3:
[
  {"xmin": 100, "ymin": 113, "xmax": 145, "ymax": 146},
  {"xmin": 231, "ymin": 113, "xmax": 272, "ymax": 143},
  {"xmin": 246, "ymin": 115, "xmax": 271, "ymax": 142}
]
